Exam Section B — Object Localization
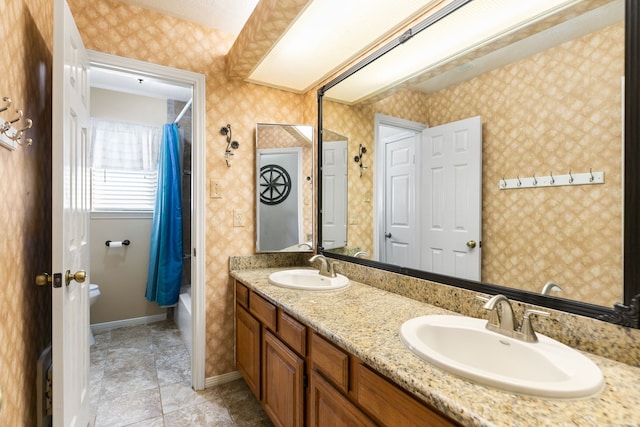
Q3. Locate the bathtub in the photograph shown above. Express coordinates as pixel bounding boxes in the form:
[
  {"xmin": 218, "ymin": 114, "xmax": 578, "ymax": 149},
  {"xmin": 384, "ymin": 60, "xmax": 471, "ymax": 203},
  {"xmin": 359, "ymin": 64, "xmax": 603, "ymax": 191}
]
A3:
[{"xmin": 176, "ymin": 292, "xmax": 192, "ymax": 355}]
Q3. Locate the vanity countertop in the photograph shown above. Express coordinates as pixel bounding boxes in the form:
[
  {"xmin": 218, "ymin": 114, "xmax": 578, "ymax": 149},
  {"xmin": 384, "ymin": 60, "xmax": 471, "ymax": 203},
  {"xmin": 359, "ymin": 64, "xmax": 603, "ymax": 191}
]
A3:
[{"xmin": 231, "ymin": 267, "xmax": 640, "ymax": 427}]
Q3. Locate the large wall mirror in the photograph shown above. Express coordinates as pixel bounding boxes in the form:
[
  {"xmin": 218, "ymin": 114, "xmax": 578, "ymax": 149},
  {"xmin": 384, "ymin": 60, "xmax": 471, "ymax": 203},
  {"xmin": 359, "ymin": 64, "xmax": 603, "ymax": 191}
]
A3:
[
  {"xmin": 318, "ymin": 0, "xmax": 640, "ymax": 327},
  {"xmin": 256, "ymin": 123, "xmax": 314, "ymax": 252}
]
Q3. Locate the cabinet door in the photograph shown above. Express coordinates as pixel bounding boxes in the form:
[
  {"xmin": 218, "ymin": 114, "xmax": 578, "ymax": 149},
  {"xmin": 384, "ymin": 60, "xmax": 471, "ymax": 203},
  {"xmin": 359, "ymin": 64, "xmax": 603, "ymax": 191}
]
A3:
[
  {"xmin": 263, "ymin": 330, "xmax": 305, "ymax": 427},
  {"xmin": 309, "ymin": 371, "xmax": 375, "ymax": 427},
  {"xmin": 236, "ymin": 304, "xmax": 261, "ymax": 399}
]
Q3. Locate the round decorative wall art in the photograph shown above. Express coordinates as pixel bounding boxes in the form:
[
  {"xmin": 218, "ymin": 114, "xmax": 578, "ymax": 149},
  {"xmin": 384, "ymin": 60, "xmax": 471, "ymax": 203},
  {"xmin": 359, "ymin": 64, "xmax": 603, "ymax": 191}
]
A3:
[{"xmin": 259, "ymin": 164, "xmax": 292, "ymax": 205}]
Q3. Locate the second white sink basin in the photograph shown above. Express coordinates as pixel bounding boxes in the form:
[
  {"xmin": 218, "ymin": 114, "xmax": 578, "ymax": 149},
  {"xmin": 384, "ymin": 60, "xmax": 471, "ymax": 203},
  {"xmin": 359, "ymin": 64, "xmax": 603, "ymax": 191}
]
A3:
[
  {"xmin": 268, "ymin": 269, "xmax": 349, "ymax": 290},
  {"xmin": 400, "ymin": 315, "xmax": 604, "ymax": 399}
]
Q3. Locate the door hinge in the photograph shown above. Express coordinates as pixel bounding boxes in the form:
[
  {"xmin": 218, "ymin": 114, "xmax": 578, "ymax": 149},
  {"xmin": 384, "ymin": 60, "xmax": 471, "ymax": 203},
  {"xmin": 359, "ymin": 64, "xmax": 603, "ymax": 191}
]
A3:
[{"xmin": 303, "ymin": 373, "xmax": 308, "ymax": 388}]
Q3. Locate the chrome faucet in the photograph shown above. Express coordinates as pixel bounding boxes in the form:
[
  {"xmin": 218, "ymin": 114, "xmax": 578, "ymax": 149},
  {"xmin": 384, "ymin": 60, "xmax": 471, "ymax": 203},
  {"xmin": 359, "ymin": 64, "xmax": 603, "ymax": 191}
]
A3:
[
  {"xmin": 478, "ymin": 294, "xmax": 549, "ymax": 343},
  {"xmin": 354, "ymin": 251, "xmax": 369, "ymax": 258},
  {"xmin": 541, "ymin": 281, "xmax": 562, "ymax": 295},
  {"xmin": 309, "ymin": 254, "xmax": 339, "ymax": 278}
]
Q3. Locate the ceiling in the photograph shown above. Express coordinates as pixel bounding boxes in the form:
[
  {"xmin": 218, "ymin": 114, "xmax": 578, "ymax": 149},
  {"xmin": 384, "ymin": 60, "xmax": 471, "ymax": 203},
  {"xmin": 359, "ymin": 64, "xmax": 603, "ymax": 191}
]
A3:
[
  {"xmin": 105, "ymin": 0, "xmax": 620, "ymax": 102},
  {"xmin": 114, "ymin": 0, "xmax": 450, "ymax": 94},
  {"xmin": 116, "ymin": 0, "xmax": 261, "ymax": 35}
]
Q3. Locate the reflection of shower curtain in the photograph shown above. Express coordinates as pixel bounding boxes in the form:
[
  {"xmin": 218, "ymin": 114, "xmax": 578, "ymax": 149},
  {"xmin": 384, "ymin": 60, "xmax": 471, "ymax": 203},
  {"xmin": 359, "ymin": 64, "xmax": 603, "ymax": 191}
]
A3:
[{"xmin": 145, "ymin": 123, "xmax": 183, "ymax": 307}]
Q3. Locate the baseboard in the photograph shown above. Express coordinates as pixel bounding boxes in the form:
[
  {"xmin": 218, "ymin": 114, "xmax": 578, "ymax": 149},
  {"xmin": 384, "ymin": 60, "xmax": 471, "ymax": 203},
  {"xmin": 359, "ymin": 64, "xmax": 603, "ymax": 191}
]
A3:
[
  {"xmin": 205, "ymin": 371, "xmax": 242, "ymax": 388},
  {"xmin": 91, "ymin": 313, "xmax": 167, "ymax": 332}
]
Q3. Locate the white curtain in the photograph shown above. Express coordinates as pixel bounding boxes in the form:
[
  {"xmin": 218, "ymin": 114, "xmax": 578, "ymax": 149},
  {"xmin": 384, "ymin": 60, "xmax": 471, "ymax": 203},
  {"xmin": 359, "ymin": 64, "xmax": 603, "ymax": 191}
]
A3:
[{"xmin": 90, "ymin": 119, "xmax": 162, "ymax": 171}]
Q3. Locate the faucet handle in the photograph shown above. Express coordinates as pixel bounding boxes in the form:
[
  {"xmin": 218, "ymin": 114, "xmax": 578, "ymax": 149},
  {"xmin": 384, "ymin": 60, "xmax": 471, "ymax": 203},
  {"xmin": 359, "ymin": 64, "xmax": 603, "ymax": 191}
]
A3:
[
  {"xmin": 476, "ymin": 296, "xmax": 499, "ymax": 326},
  {"xmin": 327, "ymin": 260, "xmax": 340, "ymax": 277},
  {"xmin": 520, "ymin": 309, "xmax": 550, "ymax": 342}
]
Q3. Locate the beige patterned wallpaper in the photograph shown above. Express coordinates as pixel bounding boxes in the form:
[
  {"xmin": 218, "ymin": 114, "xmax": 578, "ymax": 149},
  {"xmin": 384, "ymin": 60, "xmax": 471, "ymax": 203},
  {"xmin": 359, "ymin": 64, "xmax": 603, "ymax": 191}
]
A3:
[
  {"xmin": 323, "ymin": 22, "xmax": 623, "ymax": 307},
  {"xmin": 0, "ymin": 0, "xmax": 53, "ymax": 425},
  {"xmin": 67, "ymin": 0, "xmax": 309, "ymax": 378}
]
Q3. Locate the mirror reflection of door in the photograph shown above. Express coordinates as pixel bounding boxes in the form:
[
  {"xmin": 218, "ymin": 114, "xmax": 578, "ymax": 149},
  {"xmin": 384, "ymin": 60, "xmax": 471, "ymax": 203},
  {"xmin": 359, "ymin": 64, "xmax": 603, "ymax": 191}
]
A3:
[
  {"xmin": 382, "ymin": 129, "xmax": 420, "ymax": 268},
  {"xmin": 257, "ymin": 149, "xmax": 302, "ymax": 251},
  {"xmin": 375, "ymin": 114, "xmax": 482, "ymax": 277},
  {"xmin": 322, "ymin": 140, "xmax": 348, "ymax": 249},
  {"xmin": 422, "ymin": 116, "xmax": 482, "ymax": 281}
]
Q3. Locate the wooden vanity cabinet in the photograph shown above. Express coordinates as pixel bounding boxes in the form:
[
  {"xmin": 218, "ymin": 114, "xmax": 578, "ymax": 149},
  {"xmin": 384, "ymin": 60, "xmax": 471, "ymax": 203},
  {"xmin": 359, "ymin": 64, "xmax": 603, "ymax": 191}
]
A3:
[
  {"xmin": 235, "ymin": 280, "xmax": 459, "ymax": 427},
  {"xmin": 236, "ymin": 304, "xmax": 261, "ymax": 399},
  {"xmin": 235, "ymin": 281, "xmax": 307, "ymax": 427},
  {"xmin": 310, "ymin": 332, "xmax": 459, "ymax": 427}
]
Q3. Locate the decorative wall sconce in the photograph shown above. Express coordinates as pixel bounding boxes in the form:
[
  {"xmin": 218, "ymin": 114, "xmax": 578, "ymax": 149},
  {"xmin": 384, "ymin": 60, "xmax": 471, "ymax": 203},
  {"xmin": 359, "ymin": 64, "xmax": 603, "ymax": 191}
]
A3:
[
  {"xmin": 220, "ymin": 124, "xmax": 239, "ymax": 167},
  {"xmin": 354, "ymin": 143, "xmax": 367, "ymax": 177},
  {"xmin": 0, "ymin": 97, "xmax": 33, "ymax": 151}
]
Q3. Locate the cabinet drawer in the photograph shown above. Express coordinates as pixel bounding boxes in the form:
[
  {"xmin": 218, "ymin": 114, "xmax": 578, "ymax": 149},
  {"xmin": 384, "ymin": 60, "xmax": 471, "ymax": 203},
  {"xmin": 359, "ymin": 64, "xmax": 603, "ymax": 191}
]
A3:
[
  {"xmin": 249, "ymin": 291, "xmax": 277, "ymax": 331},
  {"xmin": 236, "ymin": 281, "xmax": 249, "ymax": 309},
  {"xmin": 354, "ymin": 363, "xmax": 459, "ymax": 427},
  {"xmin": 311, "ymin": 332, "xmax": 349, "ymax": 394},
  {"xmin": 278, "ymin": 310, "xmax": 306, "ymax": 356}
]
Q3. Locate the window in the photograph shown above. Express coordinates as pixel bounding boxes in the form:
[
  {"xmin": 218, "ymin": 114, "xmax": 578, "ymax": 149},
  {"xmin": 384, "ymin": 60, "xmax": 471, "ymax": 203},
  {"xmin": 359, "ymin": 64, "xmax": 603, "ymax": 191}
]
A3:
[
  {"xmin": 91, "ymin": 168, "xmax": 158, "ymax": 211},
  {"xmin": 90, "ymin": 119, "xmax": 162, "ymax": 212}
]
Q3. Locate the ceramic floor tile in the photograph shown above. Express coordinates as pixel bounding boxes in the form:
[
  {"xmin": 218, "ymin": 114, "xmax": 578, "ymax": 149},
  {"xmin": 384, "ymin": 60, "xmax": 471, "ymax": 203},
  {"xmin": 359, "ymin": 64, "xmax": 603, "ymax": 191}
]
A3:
[
  {"xmin": 160, "ymin": 380, "xmax": 222, "ymax": 414},
  {"xmin": 155, "ymin": 344, "xmax": 190, "ymax": 386},
  {"xmin": 123, "ymin": 416, "xmax": 165, "ymax": 427},
  {"xmin": 151, "ymin": 328, "xmax": 184, "ymax": 348},
  {"xmin": 90, "ymin": 321, "xmax": 271, "ymax": 427},
  {"xmin": 101, "ymin": 361, "xmax": 158, "ymax": 399},
  {"xmin": 163, "ymin": 399, "xmax": 235, "ymax": 427},
  {"xmin": 110, "ymin": 325, "xmax": 152, "ymax": 342},
  {"xmin": 94, "ymin": 387, "xmax": 162, "ymax": 427},
  {"xmin": 219, "ymin": 379, "xmax": 274, "ymax": 427}
]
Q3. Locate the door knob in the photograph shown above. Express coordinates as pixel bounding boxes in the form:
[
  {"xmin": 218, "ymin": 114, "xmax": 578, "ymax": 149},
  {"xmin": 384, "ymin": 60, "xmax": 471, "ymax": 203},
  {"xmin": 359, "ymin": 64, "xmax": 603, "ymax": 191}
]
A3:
[
  {"xmin": 466, "ymin": 240, "xmax": 477, "ymax": 249},
  {"xmin": 66, "ymin": 270, "xmax": 87, "ymax": 286},
  {"xmin": 35, "ymin": 273, "xmax": 52, "ymax": 286},
  {"xmin": 384, "ymin": 232, "xmax": 392, "ymax": 238}
]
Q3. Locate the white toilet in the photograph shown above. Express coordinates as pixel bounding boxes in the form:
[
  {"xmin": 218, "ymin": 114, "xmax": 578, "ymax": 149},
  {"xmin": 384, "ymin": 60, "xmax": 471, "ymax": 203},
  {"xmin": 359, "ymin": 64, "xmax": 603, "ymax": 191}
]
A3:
[{"xmin": 89, "ymin": 284, "xmax": 101, "ymax": 346}]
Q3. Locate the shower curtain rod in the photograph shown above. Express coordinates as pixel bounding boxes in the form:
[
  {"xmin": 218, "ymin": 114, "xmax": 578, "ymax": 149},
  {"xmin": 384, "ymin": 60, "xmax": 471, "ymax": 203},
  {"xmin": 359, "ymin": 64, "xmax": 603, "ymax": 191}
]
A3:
[{"xmin": 173, "ymin": 98, "xmax": 192, "ymax": 123}]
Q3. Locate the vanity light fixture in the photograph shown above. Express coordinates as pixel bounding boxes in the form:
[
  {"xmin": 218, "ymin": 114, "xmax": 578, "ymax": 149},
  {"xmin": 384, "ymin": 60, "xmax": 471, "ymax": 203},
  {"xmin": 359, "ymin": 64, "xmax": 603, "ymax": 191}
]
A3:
[
  {"xmin": 220, "ymin": 123, "xmax": 240, "ymax": 167},
  {"xmin": 354, "ymin": 143, "xmax": 367, "ymax": 177}
]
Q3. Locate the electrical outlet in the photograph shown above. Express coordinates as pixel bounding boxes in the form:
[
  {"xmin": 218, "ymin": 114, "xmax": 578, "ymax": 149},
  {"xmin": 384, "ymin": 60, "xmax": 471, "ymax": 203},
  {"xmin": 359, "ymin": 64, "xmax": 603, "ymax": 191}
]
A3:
[
  {"xmin": 233, "ymin": 209, "xmax": 245, "ymax": 227},
  {"xmin": 210, "ymin": 179, "xmax": 222, "ymax": 199}
]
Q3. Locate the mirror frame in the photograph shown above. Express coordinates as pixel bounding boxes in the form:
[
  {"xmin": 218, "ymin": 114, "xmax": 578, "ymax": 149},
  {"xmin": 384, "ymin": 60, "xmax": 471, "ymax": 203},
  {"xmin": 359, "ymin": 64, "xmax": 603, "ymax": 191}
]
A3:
[{"xmin": 316, "ymin": 0, "xmax": 640, "ymax": 328}]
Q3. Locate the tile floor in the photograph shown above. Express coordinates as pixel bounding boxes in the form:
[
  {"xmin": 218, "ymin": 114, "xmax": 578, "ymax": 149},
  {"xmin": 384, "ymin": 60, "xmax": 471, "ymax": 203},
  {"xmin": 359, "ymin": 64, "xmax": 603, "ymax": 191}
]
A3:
[{"xmin": 90, "ymin": 320, "xmax": 273, "ymax": 426}]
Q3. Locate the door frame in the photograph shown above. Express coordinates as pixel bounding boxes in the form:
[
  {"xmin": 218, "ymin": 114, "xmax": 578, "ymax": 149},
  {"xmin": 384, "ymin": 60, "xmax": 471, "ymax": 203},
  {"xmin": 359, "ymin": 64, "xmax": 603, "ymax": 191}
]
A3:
[
  {"xmin": 87, "ymin": 50, "xmax": 207, "ymax": 390},
  {"xmin": 373, "ymin": 113, "xmax": 427, "ymax": 263}
]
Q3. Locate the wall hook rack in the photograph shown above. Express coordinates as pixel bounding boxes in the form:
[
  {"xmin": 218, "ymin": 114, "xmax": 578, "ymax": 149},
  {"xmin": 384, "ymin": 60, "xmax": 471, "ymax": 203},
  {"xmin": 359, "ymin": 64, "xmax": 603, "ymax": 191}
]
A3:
[
  {"xmin": 354, "ymin": 143, "xmax": 368, "ymax": 177},
  {"xmin": 0, "ymin": 96, "xmax": 34, "ymax": 150},
  {"xmin": 220, "ymin": 124, "xmax": 239, "ymax": 167},
  {"xmin": 498, "ymin": 169, "xmax": 604, "ymax": 190}
]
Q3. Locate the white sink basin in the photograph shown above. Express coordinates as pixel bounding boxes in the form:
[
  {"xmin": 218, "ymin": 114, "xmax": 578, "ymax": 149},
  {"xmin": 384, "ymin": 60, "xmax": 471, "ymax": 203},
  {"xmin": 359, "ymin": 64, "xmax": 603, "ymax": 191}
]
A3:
[
  {"xmin": 268, "ymin": 269, "xmax": 349, "ymax": 290},
  {"xmin": 400, "ymin": 315, "xmax": 604, "ymax": 399}
]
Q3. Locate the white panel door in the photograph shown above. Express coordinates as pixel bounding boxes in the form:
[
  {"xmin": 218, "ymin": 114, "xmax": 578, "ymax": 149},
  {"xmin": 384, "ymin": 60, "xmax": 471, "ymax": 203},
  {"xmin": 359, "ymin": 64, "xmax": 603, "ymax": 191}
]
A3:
[
  {"xmin": 52, "ymin": 1, "xmax": 91, "ymax": 425},
  {"xmin": 421, "ymin": 116, "xmax": 482, "ymax": 280},
  {"xmin": 383, "ymin": 133, "xmax": 419, "ymax": 268},
  {"xmin": 322, "ymin": 140, "xmax": 348, "ymax": 249}
]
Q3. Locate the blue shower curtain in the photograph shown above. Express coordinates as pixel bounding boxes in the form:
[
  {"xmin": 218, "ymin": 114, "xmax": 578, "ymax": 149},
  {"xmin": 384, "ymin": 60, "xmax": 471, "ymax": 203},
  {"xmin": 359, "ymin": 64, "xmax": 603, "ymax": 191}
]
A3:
[{"xmin": 145, "ymin": 123, "xmax": 183, "ymax": 306}]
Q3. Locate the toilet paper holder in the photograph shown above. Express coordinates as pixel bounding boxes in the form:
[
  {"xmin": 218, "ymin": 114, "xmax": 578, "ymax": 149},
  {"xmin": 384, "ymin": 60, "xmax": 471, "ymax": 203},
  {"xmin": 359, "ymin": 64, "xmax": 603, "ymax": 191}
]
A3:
[{"xmin": 105, "ymin": 239, "xmax": 131, "ymax": 247}]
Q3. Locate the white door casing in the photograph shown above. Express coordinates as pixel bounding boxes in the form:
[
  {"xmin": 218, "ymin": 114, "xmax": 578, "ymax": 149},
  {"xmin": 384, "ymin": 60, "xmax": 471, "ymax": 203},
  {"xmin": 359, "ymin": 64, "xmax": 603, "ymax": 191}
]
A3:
[
  {"xmin": 322, "ymin": 140, "xmax": 348, "ymax": 249},
  {"xmin": 421, "ymin": 116, "xmax": 482, "ymax": 281},
  {"xmin": 87, "ymin": 50, "xmax": 207, "ymax": 390},
  {"xmin": 52, "ymin": 1, "xmax": 91, "ymax": 425}
]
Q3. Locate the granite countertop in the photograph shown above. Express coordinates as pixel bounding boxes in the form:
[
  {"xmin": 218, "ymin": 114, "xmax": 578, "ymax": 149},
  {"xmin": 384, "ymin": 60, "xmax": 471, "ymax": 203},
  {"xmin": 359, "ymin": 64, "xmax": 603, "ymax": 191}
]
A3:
[{"xmin": 231, "ymin": 267, "xmax": 640, "ymax": 427}]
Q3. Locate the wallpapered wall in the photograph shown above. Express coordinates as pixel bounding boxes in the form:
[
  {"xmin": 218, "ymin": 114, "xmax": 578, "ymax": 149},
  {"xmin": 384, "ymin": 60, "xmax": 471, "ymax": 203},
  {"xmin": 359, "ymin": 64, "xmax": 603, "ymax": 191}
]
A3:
[
  {"xmin": 323, "ymin": 22, "xmax": 623, "ymax": 307},
  {"xmin": 67, "ymin": 0, "xmax": 313, "ymax": 378},
  {"xmin": 0, "ymin": 0, "xmax": 53, "ymax": 425}
]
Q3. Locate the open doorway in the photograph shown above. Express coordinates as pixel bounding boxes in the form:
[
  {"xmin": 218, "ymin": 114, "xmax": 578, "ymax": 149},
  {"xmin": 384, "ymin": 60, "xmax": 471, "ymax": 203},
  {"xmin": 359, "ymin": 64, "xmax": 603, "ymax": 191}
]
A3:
[{"xmin": 87, "ymin": 51, "xmax": 206, "ymax": 390}]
